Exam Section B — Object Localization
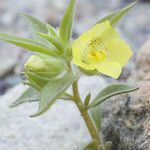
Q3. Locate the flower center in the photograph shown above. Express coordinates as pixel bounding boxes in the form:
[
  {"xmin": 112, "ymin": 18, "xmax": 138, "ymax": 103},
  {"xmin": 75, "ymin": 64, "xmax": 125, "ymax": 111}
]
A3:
[
  {"xmin": 88, "ymin": 51, "xmax": 106, "ymax": 63},
  {"xmin": 89, "ymin": 37, "xmax": 106, "ymax": 50},
  {"xmin": 84, "ymin": 37, "xmax": 106, "ymax": 64}
]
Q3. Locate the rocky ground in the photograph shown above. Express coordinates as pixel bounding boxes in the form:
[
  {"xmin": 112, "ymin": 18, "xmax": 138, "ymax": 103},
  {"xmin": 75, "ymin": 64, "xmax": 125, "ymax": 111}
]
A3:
[
  {"xmin": 0, "ymin": 0, "xmax": 150, "ymax": 150},
  {"xmin": 102, "ymin": 81, "xmax": 150, "ymax": 150}
]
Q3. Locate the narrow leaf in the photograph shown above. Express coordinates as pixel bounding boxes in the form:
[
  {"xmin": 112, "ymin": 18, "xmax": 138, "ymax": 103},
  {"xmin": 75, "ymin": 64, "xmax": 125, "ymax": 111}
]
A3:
[
  {"xmin": 84, "ymin": 93, "xmax": 91, "ymax": 107},
  {"xmin": 97, "ymin": 1, "xmax": 137, "ymax": 26},
  {"xmin": 60, "ymin": 0, "xmax": 76, "ymax": 43},
  {"xmin": 22, "ymin": 14, "xmax": 48, "ymax": 33},
  {"xmin": 0, "ymin": 33, "xmax": 57, "ymax": 56},
  {"xmin": 89, "ymin": 84, "xmax": 139, "ymax": 108},
  {"xmin": 10, "ymin": 87, "xmax": 39, "ymax": 107},
  {"xmin": 47, "ymin": 24, "xmax": 58, "ymax": 37},
  {"xmin": 31, "ymin": 72, "xmax": 77, "ymax": 117},
  {"xmin": 37, "ymin": 32, "xmax": 63, "ymax": 52},
  {"xmin": 90, "ymin": 106, "xmax": 101, "ymax": 131},
  {"xmin": 22, "ymin": 14, "xmax": 60, "ymax": 47}
]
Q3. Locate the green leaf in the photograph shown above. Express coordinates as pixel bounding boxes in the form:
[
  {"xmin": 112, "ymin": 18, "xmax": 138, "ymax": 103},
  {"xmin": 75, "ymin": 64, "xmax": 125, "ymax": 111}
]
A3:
[
  {"xmin": 90, "ymin": 106, "xmax": 101, "ymax": 132},
  {"xmin": 37, "ymin": 32, "xmax": 63, "ymax": 52},
  {"xmin": 10, "ymin": 88, "xmax": 72, "ymax": 108},
  {"xmin": 60, "ymin": 0, "xmax": 76, "ymax": 44},
  {"xmin": 30, "ymin": 72, "xmax": 77, "ymax": 117},
  {"xmin": 89, "ymin": 84, "xmax": 139, "ymax": 108},
  {"xmin": 60, "ymin": 92, "xmax": 72, "ymax": 100},
  {"xmin": 0, "ymin": 33, "xmax": 57, "ymax": 56},
  {"xmin": 84, "ymin": 93, "xmax": 91, "ymax": 107},
  {"xmin": 22, "ymin": 14, "xmax": 48, "ymax": 34},
  {"xmin": 10, "ymin": 87, "xmax": 39, "ymax": 107},
  {"xmin": 22, "ymin": 14, "xmax": 60, "ymax": 48},
  {"xmin": 46, "ymin": 24, "xmax": 58, "ymax": 37},
  {"xmin": 97, "ymin": 1, "xmax": 137, "ymax": 26}
]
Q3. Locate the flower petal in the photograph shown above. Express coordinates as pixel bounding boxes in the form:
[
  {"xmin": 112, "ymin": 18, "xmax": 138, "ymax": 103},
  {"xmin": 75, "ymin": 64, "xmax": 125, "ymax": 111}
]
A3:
[
  {"xmin": 96, "ymin": 61, "xmax": 122, "ymax": 79},
  {"xmin": 92, "ymin": 21, "xmax": 120, "ymax": 44},
  {"xmin": 72, "ymin": 47, "xmax": 95, "ymax": 70},
  {"xmin": 72, "ymin": 21, "xmax": 119, "ymax": 58},
  {"xmin": 107, "ymin": 39, "xmax": 133, "ymax": 67}
]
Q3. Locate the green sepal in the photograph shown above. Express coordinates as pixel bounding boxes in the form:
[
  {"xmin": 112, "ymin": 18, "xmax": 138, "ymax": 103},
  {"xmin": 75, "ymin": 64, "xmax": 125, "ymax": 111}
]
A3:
[
  {"xmin": 10, "ymin": 87, "xmax": 39, "ymax": 107},
  {"xmin": 26, "ymin": 73, "xmax": 42, "ymax": 91},
  {"xmin": 25, "ymin": 70, "xmax": 49, "ymax": 89},
  {"xmin": 90, "ymin": 105, "xmax": 101, "ymax": 132},
  {"xmin": 0, "ymin": 33, "xmax": 57, "ymax": 56},
  {"xmin": 30, "ymin": 72, "xmax": 77, "ymax": 117},
  {"xmin": 89, "ymin": 84, "xmax": 139, "ymax": 108},
  {"xmin": 60, "ymin": 0, "xmax": 76, "ymax": 44},
  {"xmin": 79, "ymin": 68, "xmax": 99, "ymax": 76},
  {"xmin": 96, "ymin": 1, "xmax": 137, "ymax": 26}
]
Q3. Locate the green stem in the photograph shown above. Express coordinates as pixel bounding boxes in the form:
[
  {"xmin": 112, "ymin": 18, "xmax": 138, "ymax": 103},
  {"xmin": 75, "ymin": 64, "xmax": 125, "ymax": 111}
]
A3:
[{"xmin": 72, "ymin": 81, "xmax": 102, "ymax": 150}]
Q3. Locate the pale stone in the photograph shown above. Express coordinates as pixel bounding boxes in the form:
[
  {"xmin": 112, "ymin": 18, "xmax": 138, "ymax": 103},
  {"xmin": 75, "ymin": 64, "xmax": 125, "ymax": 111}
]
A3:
[
  {"xmin": 0, "ymin": 76, "xmax": 107, "ymax": 150},
  {"xmin": 130, "ymin": 39, "xmax": 150, "ymax": 81},
  {"xmin": 0, "ymin": 45, "xmax": 21, "ymax": 77}
]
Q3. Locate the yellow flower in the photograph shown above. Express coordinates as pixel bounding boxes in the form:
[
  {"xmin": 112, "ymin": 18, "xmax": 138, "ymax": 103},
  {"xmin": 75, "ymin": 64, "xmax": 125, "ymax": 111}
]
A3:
[{"xmin": 72, "ymin": 21, "xmax": 133, "ymax": 79}]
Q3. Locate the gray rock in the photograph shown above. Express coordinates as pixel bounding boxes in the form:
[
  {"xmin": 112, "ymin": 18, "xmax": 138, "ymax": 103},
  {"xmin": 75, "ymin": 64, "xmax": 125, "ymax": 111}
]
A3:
[
  {"xmin": 129, "ymin": 38, "xmax": 150, "ymax": 81},
  {"xmin": 102, "ymin": 81, "xmax": 150, "ymax": 150},
  {"xmin": 0, "ymin": 44, "xmax": 21, "ymax": 77},
  {"xmin": 0, "ymin": 43, "xmax": 23, "ymax": 95}
]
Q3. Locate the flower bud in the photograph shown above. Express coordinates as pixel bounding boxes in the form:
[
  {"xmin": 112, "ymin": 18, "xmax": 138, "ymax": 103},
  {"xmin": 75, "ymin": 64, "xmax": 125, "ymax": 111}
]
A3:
[
  {"xmin": 25, "ymin": 55, "xmax": 48, "ymax": 72},
  {"xmin": 24, "ymin": 55, "xmax": 65, "ymax": 90}
]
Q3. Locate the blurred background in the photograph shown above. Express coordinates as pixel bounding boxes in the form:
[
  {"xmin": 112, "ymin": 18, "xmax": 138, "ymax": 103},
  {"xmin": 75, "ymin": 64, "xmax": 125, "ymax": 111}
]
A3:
[
  {"xmin": 0, "ymin": 0, "xmax": 150, "ymax": 95},
  {"xmin": 0, "ymin": 0, "xmax": 150, "ymax": 149}
]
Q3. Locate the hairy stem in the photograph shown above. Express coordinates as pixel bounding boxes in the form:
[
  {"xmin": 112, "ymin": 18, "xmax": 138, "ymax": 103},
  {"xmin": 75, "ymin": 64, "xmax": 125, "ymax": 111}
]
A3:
[{"xmin": 72, "ymin": 81, "xmax": 102, "ymax": 150}]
